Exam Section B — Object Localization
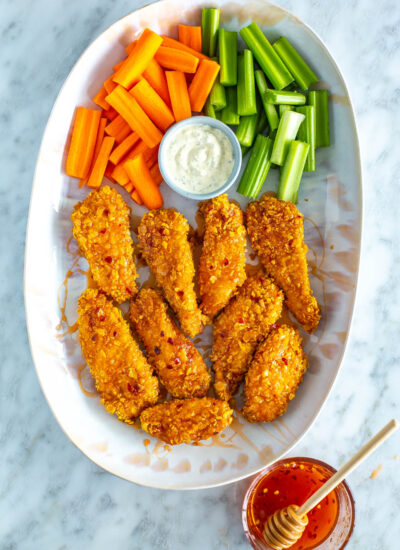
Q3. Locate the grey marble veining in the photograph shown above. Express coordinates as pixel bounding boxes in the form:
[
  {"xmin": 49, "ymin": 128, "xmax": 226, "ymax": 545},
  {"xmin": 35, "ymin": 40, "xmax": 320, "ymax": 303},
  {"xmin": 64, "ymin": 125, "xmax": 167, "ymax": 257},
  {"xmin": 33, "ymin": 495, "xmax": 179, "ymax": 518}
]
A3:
[{"xmin": 1, "ymin": 1, "xmax": 400, "ymax": 548}]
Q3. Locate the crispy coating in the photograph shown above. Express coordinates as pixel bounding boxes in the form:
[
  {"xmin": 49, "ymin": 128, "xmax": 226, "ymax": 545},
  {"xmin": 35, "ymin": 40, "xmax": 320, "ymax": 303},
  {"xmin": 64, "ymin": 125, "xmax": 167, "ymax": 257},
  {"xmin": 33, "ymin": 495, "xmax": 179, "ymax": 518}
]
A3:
[
  {"xmin": 130, "ymin": 288, "xmax": 211, "ymax": 398},
  {"xmin": 140, "ymin": 398, "xmax": 233, "ymax": 445},
  {"xmin": 137, "ymin": 208, "xmax": 206, "ymax": 338},
  {"xmin": 71, "ymin": 186, "xmax": 138, "ymax": 303},
  {"xmin": 243, "ymin": 325, "xmax": 308, "ymax": 423},
  {"xmin": 246, "ymin": 195, "xmax": 320, "ymax": 333},
  {"xmin": 211, "ymin": 272, "xmax": 284, "ymax": 401},
  {"xmin": 198, "ymin": 194, "xmax": 247, "ymax": 319},
  {"xmin": 77, "ymin": 289, "xmax": 159, "ymax": 423}
]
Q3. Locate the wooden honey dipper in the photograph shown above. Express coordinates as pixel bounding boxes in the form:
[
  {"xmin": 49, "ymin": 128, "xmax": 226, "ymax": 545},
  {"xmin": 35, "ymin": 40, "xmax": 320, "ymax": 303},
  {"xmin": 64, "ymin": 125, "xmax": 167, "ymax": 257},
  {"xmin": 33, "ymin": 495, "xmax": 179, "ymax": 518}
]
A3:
[{"xmin": 263, "ymin": 419, "xmax": 399, "ymax": 550}]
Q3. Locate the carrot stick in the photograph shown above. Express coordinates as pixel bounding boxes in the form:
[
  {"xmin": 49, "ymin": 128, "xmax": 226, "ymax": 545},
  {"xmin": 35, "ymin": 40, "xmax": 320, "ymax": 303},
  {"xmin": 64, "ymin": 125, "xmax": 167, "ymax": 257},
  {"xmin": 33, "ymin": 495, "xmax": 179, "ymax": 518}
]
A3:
[
  {"xmin": 113, "ymin": 29, "xmax": 162, "ymax": 88},
  {"xmin": 102, "ymin": 107, "xmax": 118, "ymax": 121},
  {"xmin": 66, "ymin": 107, "xmax": 101, "ymax": 179},
  {"xmin": 188, "ymin": 58, "xmax": 220, "ymax": 112},
  {"xmin": 165, "ymin": 71, "xmax": 192, "ymax": 122},
  {"xmin": 124, "ymin": 153, "xmax": 163, "ymax": 210},
  {"xmin": 131, "ymin": 190, "xmax": 144, "ymax": 205},
  {"xmin": 93, "ymin": 87, "xmax": 109, "ymax": 110},
  {"xmin": 104, "ymin": 75, "xmax": 117, "ymax": 94},
  {"xmin": 125, "ymin": 181, "xmax": 134, "ymax": 193},
  {"xmin": 143, "ymin": 58, "xmax": 171, "ymax": 106},
  {"xmin": 113, "ymin": 59, "xmax": 126, "ymax": 72},
  {"xmin": 111, "ymin": 140, "xmax": 151, "ymax": 186},
  {"xmin": 104, "ymin": 162, "xmax": 115, "ymax": 181},
  {"xmin": 104, "ymin": 114, "xmax": 131, "ymax": 144},
  {"xmin": 125, "ymin": 40, "xmax": 137, "ymax": 55},
  {"xmin": 106, "ymin": 85, "xmax": 163, "ymax": 148},
  {"xmin": 109, "ymin": 132, "xmax": 140, "ymax": 164},
  {"xmin": 178, "ymin": 25, "xmax": 202, "ymax": 53},
  {"xmin": 79, "ymin": 117, "xmax": 107, "ymax": 187},
  {"xmin": 155, "ymin": 46, "xmax": 199, "ymax": 73},
  {"xmin": 161, "ymin": 35, "xmax": 208, "ymax": 61},
  {"xmin": 87, "ymin": 136, "xmax": 115, "ymax": 189},
  {"xmin": 149, "ymin": 162, "xmax": 163, "ymax": 186},
  {"xmin": 130, "ymin": 79, "xmax": 174, "ymax": 131}
]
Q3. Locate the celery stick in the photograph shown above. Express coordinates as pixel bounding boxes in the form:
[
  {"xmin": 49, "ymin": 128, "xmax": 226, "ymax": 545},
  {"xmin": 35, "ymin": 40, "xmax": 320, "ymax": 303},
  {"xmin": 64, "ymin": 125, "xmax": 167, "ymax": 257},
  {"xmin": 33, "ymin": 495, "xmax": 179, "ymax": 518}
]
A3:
[
  {"xmin": 273, "ymin": 37, "xmax": 318, "ymax": 91},
  {"xmin": 220, "ymin": 87, "xmax": 240, "ymax": 125},
  {"xmin": 264, "ymin": 88, "xmax": 306, "ymax": 105},
  {"xmin": 308, "ymin": 90, "xmax": 330, "ymax": 147},
  {"xmin": 237, "ymin": 135, "xmax": 273, "ymax": 198},
  {"xmin": 209, "ymin": 59, "xmax": 227, "ymax": 111},
  {"xmin": 241, "ymin": 144, "xmax": 250, "ymax": 157},
  {"xmin": 271, "ymin": 110, "xmax": 305, "ymax": 165},
  {"xmin": 255, "ymin": 108, "xmax": 268, "ymax": 135},
  {"xmin": 255, "ymin": 70, "xmax": 279, "ymax": 131},
  {"xmin": 205, "ymin": 95, "xmax": 217, "ymax": 119},
  {"xmin": 237, "ymin": 50, "xmax": 257, "ymax": 116},
  {"xmin": 278, "ymin": 140, "xmax": 310, "ymax": 202},
  {"xmin": 240, "ymin": 22, "xmax": 293, "ymax": 90},
  {"xmin": 279, "ymin": 105, "xmax": 293, "ymax": 117},
  {"xmin": 218, "ymin": 29, "xmax": 237, "ymax": 86},
  {"xmin": 201, "ymin": 8, "xmax": 220, "ymax": 57},
  {"xmin": 236, "ymin": 113, "xmax": 258, "ymax": 147},
  {"xmin": 296, "ymin": 105, "xmax": 316, "ymax": 171}
]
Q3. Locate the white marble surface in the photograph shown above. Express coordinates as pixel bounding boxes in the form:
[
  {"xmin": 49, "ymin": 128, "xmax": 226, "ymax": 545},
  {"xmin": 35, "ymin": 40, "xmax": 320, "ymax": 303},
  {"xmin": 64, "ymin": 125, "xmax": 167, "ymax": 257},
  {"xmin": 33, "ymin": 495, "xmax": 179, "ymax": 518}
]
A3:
[{"xmin": 1, "ymin": 0, "xmax": 399, "ymax": 548}]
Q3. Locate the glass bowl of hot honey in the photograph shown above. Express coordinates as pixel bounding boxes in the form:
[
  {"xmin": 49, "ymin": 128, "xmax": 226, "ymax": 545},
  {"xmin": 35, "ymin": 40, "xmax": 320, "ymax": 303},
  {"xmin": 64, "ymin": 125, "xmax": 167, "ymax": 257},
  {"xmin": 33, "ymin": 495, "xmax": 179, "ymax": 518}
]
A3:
[{"xmin": 242, "ymin": 458, "xmax": 355, "ymax": 550}]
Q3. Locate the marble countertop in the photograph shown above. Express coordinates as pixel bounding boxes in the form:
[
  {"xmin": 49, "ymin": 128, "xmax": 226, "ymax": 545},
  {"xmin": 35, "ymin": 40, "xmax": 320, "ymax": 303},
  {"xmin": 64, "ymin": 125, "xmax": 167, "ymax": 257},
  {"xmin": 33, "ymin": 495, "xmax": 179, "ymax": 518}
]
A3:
[{"xmin": 1, "ymin": 0, "xmax": 399, "ymax": 548}]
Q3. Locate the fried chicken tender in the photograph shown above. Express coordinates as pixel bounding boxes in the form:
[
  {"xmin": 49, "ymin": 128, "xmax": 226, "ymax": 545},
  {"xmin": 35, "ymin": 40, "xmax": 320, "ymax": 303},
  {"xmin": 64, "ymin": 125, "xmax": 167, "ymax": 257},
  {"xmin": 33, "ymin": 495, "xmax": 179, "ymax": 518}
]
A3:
[
  {"xmin": 246, "ymin": 195, "xmax": 320, "ymax": 333},
  {"xmin": 211, "ymin": 273, "xmax": 284, "ymax": 401},
  {"xmin": 77, "ymin": 289, "xmax": 159, "ymax": 423},
  {"xmin": 198, "ymin": 194, "xmax": 247, "ymax": 319},
  {"xmin": 140, "ymin": 398, "xmax": 233, "ymax": 445},
  {"xmin": 137, "ymin": 209, "xmax": 206, "ymax": 338},
  {"xmin": 243, "ymin": 325, "xmax": 307, "ymax": 423},
  {"xmin": 130, "ymin": 288, "xmax": 211, "ymax": 398},
  {"xmin": 71, "ymin": 186, "xmax": 138, "ymax": 303}
]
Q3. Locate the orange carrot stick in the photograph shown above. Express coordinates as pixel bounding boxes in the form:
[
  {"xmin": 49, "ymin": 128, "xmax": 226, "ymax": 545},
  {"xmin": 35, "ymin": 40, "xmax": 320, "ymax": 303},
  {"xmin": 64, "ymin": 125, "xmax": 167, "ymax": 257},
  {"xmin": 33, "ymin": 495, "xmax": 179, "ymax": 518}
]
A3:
[
  {"xmin": 66, "ymin": 107, "xmax": 101, "ymax": 179},
  {"xmin": 124, "ymin": 181, "xmax": 134, "ymax": 193},
  {"xmin": 178, "ymin": 25, "xmax": 202, "ymax": 53},
  {"xmin": 155, "ymin": 46, "xmax": 199, "ymax": 73},
  {"xmin": 104, "ymin": 114, "xmax": 131, "ymax": 144},
  {"xmin": 106, "ymin": 85, "xmax": 163, "ymax": 148},
  {"xmin": 161, "ymin": 35, "xmax": 208, "ymax": 61},
  {"xmin": 109, "ymin": 132, "xmax": 140, "ymax": 164},
  {"xmin": 165, "ymin": 71, "xmax": 192, "ymax": 122},
  {"xmin": 104, "ymin": 162, "xmax": 115, "ymax": 181},
  {"xmin": 87, "ymin": 136, "xmax": 115, "ymax": 188},
  {"xmin": 79, "ymin": 117, "xmax": 108, "ymax": 187},
  {"xmin": 113, "ymin": 29, "xmax": 162, "ymax": 88},
  {"xmin": 111, "ymin": 140, "xmax": 151, "ymax": 186},
  {"xmin": 130, "ymin": 79, "xmax": 174, "ymax": 132},
  {"xmin": 188, "ymin": 59, "xmax": 220, "ymax": 112},
  {"xmin": 142, "ymin": 58, "xmax": 171, "ymax": 106},
  {"xmin": 102, "ymin": 107, "xmax": 118, "ymax": 121},
  {"xmin": 93, "ymin": 87, "xmax": 109, "ymax": 110},
  {"xmin": 104, "ymin": 75, "xmax": 117, "ymax": 94},
  {"xmin": 125, "ymin": 40, "xmax": 137, "ymax": 55},
  {"xmin": 124, "ymin": 154, "xmax": 163, "ymax": 210},
  {"xmin": 131, "ymin": 190, "xmax": 144, "ymax": 205},
  {"xmin": 113, "ymin": 59, "xmax": 126, "ymax": 72},
  {"xmin": 149, "ymin": 162, "xmax": 163, "ymax": 186}
]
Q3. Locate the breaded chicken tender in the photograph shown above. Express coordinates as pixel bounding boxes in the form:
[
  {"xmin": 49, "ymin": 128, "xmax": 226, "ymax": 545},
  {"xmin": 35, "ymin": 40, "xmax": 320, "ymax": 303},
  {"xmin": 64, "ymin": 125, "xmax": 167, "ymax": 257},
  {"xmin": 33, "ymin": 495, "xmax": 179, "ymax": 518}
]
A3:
[
  {"xmin": 77, "ymin": 289, "xmax": 159, "ymax": 423},
  {"xmin": 137, "ymin": 209, "xmax": 206, "ymax": 338},
  {"xmin": 130, "ymin": 288, "xmax": 211, "ymax": 398},
  {"xmin": 140, "ymin": 398, "xmax": 233, "ymax": 445},
  {"xmin": 246, "ymin": 195, "xmax": 320, "ymax": 333},
  {"xmin": 198, "ymin": 194, "xmax": 247, "ymax": 319},
  {"xmin": 211, "ymin": 273, "xmax": 284, "ymax": 401},
  {"xmin": 243, "ymin": 325, "xmax": 307, "ymax": 423},
  {"xmin": 72, "ymin": 186, "xmax": 138, "ymax": 303}
]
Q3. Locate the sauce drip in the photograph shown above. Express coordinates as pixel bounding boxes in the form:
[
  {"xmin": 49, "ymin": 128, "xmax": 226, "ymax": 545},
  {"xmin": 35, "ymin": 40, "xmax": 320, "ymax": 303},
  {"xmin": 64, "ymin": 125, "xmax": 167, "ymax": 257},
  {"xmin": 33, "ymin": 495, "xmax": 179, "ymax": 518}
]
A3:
[{"xmin": 247, "ymin": 460, "xmax": 338, "ymax": 549}]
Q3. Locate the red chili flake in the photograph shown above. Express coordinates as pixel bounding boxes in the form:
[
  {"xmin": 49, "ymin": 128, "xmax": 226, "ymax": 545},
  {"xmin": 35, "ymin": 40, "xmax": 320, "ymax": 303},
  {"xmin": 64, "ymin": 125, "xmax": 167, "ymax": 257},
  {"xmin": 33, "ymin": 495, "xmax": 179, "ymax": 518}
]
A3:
[
  {"xmin": 98, "ymin": 290, "xmax": 106, "ymax": 295},
  {"xmin": 176, "ymin": 403, "xmax": 183, "ymax": 409},
  {"xmin": 160, "ymin": 331, "xmax": 165, "ymax": 337},
  {"xmin": 154, "ymin": 346, "xmax": 161, "ymax": 355},
  {"xmin": 177, "ymin": 290, "xmax": 184, "ymax": 298},
  {"xmin": 174, "ymin": 357, "xmax": 181, "ymax": 365},
  {"xmin": 158, "ymin": 228, "xmax": 165, "ymax": 236},
  {"xmin": 126, "ymin": 287, "xmax": 133, "ymax": 295},
  {"xmin": 99, "ymin": 315, "xmax": 106, "ymax": 322},
  {"xmin": 282, "ymin": 357, "xmax": 288, "ymax": 365},
  {"xmin": 127, "ymin": 383, "xmax": 139, "ymax": 395},
  {"xmin": 223, "ymin": 258, "xmax": 229, "ymax": 266},
  {"xmin": 105, "ymin": 256, "xmax": 112, "ymax": 264},
  {"xmin": 155, "ymin": 423, "xmax": 162, "ymax": 432},
  {"xmin": 99, "ymin": 228, "xmax": 107, "ymax": 234},
  {"xmin": 103, "ymin": 209, "xmax": 109, "ymax": 216},
  {"xmin": 288, "ymin": 238, "xmax": 293, "ymax": 246},
  {"xmin": 166, "ymin": 365, "xmax": 173, "ymax": 369},
  {"xmin": 251, "ymin": 296, "xmax": 260, "ymax": 303},
  {"xmin": 167, "ymin": 337, "xmax": 174, "ymax": 345},
  {"xmin": 209, "ymin": 265, "xmax": 214, "ymax": 270},
  {"xmin": 272, "ymin": 323, "xmax": 281, "ymax": 330},
  {"xmin": 113, "ymin": 331, "xmax": 117, "ymax": 337},
  {"xmin": 238, "ymin": 318, "xmax": 244, "ymax": 324}
]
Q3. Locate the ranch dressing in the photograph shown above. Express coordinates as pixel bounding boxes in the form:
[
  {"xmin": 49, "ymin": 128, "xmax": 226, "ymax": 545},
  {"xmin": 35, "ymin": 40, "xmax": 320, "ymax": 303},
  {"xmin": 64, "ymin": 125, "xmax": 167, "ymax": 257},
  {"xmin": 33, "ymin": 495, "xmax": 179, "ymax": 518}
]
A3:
[{"xmin": 164, "ymin": 124, "xmax": 235, "ymax": 194}]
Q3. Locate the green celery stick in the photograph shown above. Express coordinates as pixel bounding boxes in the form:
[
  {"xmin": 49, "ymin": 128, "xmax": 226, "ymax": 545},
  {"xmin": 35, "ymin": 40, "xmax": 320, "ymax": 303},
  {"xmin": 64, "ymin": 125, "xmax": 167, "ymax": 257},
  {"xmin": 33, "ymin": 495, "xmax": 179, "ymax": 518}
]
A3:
[
  {"xmin": 265, "ymin": 88, "xmax": 306, "ymax": 105},
  {"xmin": 255, "ymin": 70, "xmax": 279, "ymax": 131},
  {"xmin": 237, "ymin": 135, "xmax": 273, "ymax": 198},
  {"xmin": 237, "ymin": 50, "xmax": 257, "ymax": 116},
  {"xmin": 296, "ymin": 105, "xmax": 316, "ymax": 171},
  {"xmin": 209, "ymin": 58, "xmax": 227, "ymax": 110},
  {"xmin": 218, "ymin": 29, "xmax": 237, "ymax": 86},
  {"xmin": 279, "ymin": 105, "xmax": 293, "ymax": 117},
  {"xmin": 278, "ymin": 140, "xmax": 310, "ymax": 202},
  {"xmin": 201, "ymin": 8, "xmax": 220, "ymax": 57},
  {"xmin": 241, "ymin": 144, "xmax": 250, "ymax": 157},
  {"xmin": 220, "ymin": 87, "xmax": 240, "ymax": 125},
  {"xmin": 273, "ymin": 37, "xmax": 318, "ymax": 91},
  {"xmin": 205, "ymin": 95, "xmax": 217, "ymax": 119},
  {"xmin": 255, "ymin": 108, "xmax": 268, "ymax": 135},
  {"xmin": 308, "ymin": 90, "xmax": 330, "ymax": 147},
  {"xmin": 236, "ymin": 113, "xmax": 258, "ymax": 147},
  {"xmin": 240, "ymin": 22, "xmax": 293, "ymax": 90},
  {"xmin": 271, "ymin": 110, "xmax": 305, "ymax": 165}
]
